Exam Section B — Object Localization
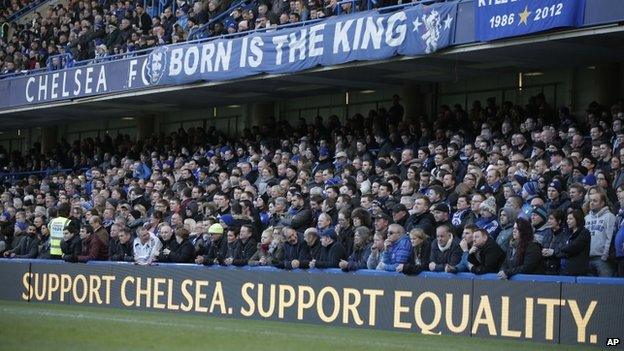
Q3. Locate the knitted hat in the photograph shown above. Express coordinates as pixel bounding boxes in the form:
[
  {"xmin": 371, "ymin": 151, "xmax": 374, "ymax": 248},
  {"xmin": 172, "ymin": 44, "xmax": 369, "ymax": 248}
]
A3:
[
  {"xmin": 514, "ymin": 169, "xmax": 529, "ymax": 185},
  {"xmin": 548, "ymin": 179, "xmax": 563, "ymax": 193},
  {"xmin": 531, "ymin": 205, "xmax": 548, "ymax": 224},
  {"xmin": 479, "ymin": 198, "xmax": 497, "ymax": 215},
  {"xmin": 319, "ymin": 228, "xmax": 337, "ymax": 240},
  {"xmin": 219, "ymin": 214, "xmax": 235, "ymax": 227}
]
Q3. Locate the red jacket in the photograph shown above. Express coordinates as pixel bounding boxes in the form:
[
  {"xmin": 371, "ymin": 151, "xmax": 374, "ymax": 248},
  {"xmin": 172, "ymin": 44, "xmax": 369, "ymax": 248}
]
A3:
[{"xmin": 77, "ymin": 234, "xmax": 109, "ymax": 262}]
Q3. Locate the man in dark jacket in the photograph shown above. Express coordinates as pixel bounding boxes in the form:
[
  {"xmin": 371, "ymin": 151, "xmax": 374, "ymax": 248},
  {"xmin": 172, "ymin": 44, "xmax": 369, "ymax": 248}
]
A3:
[
  {"xmin": 299, "ymin": 228, "xmax": 321, "ymax": 269},
  {"xmin": 195, "ymin": 223, "xmax": 227, "ymax": 265},
  {"xmin": 429, "ymin": 225, "xmax": 462, "ymax": 272},
  {"xmin": 232, "ymin": 224, "xmax": 257, "ymax": 266},
  {"xmin": 312, "ymin": 228, "xmax": 346, "ymax": 268},
  {"xmin": 109, "ymin": 228, "xmax": 134, "ymax": 262},
  {"xmin": 281, "ymin": 227, "xmax": 309, "ymax": 269},
  {"xmin": 161, "ymin": 228, "xmax": 195, "ymax": 263},
  {"xmin": 77, "ymin": 225, "xmax": 109, "ymax": 262},
  {"xmin": 4, "ymin": 224, "xmax": 39, "ymax": 259},
  {"xmin": 281, "ymin": 193, "xmax": 312, "ymax": 233},
  {"xmin": 406, "ymin": 195, "xmax": 435, "ymax": 238},
  {"xmin": 61, "ymin": 224, "xmax": 82, "ymax": 262},
  {"xmin": 468, "ymin": 229, "xmax": 505, "ymax": 274}
]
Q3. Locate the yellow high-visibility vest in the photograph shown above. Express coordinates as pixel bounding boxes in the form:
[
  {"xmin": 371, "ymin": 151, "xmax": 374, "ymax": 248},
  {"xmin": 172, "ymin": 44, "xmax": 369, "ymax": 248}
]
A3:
[{"xmin": 48, "ymin": 217, "xmax": 70, "ymax": 256}]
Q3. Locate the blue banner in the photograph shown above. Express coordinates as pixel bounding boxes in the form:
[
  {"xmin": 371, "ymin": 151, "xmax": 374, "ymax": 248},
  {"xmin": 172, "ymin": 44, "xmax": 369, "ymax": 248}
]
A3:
[
  {"xmin": 475, "ymin": 0, "xmax": 585, "ymax": 42},
  {"xmin": 0, "ymin": 2, "xmax": 456, "ymax": 110}
]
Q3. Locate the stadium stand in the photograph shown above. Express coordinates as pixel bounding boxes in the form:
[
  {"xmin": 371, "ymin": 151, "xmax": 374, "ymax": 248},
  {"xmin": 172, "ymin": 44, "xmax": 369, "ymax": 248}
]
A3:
[{"xmin": 0, "ymin": 94, "xmax": 623, "ymax": 279}]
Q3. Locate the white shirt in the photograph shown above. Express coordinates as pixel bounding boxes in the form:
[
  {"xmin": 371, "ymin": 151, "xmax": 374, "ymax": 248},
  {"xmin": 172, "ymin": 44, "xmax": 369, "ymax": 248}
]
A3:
[{"xmin": 133, "ymin": 234, "xmax": 162, "ymax": 264}]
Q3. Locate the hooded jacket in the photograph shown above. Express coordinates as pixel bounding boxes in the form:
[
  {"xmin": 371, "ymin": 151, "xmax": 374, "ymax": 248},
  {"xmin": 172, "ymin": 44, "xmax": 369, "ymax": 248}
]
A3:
[
  {"xmin": 585, "ymin": 206, "xmax": 616, "ymax": 257},
  {"xmin": 496, "ymin": 207, "xmax": 519, "ymax": 252}
]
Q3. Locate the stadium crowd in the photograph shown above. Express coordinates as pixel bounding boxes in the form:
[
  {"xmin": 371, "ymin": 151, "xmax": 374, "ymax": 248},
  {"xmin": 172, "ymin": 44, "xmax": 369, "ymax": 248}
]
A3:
[
  {"xmin": 1, "ymin": 94, "xmax": 624, "ymax": 279},
  {"xmin": 0, "ymin": 0, "xmax": 435, "ymax": 74}
]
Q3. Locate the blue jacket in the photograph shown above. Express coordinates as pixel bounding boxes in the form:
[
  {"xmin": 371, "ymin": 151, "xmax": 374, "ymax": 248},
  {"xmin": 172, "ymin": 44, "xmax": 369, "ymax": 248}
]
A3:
[{"xmin": 380, "ymin": 234, "xmax": 412, "ymax": 271}]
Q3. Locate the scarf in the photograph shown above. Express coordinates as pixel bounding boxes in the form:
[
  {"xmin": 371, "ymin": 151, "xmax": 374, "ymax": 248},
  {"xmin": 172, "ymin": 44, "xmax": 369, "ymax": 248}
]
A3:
[{"xmin": 437, "ymin": 238, "xmax": 453, "ymax": 252}]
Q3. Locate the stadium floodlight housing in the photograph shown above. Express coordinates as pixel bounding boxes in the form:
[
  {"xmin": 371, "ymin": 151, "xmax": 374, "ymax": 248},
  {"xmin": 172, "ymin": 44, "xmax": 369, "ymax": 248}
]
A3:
[
  {"xmin": 360, "ymin": 90, "xmax": 376, "ymax": 94},
  {"xmin": 523, "ymin": 72, "xmax": 544, "ymax": 77}
]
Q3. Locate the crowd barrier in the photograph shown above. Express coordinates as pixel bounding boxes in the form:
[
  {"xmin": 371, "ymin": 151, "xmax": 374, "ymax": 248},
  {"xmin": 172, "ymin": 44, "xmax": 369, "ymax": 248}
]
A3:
[{"xmin": 0, "ymin": 258, "xmax": 622, "ymax": 348}]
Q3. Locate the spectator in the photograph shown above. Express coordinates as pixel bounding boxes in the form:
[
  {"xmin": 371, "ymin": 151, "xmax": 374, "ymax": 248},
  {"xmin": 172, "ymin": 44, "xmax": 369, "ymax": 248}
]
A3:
[
  {"xmin": 158, "ymin": 228, "xmax": 195, "ymax": 263},
  {"xmin": 450, "ymin": 225, "xmax": 476, "ymax": 273},
  {"xmin": 109, "ymin": 227, "xmax": 134, "ymax": 262},
  {"xmin": 468, "ymin": 228, "xmax": 505, "ymax": 274},
  {"xmin": 232, "ymin": 224, "xmax": 257, "ymax": 266},
  {"xmin": 616, "ymin": 185, "xmax": 624, "ymax": 277},
  {"xmin": 133, "ymin": 226, "xmax": 162, "ymax": 265},
  {"xmin": 367, "ymin": 232, "xmax": 385, "ymax": 269},
  {"xmin": 195, "ymin": 223, "xmax": 227, "ymax": 266},
  {"xmin": 311, "ymin": 228, "xmax": 345, "ymax": 268},
  {"xmin": 498, "ymin": 218, "xmax": 542, "ymax": 279},
  {"xmin": 397, "ymin": 228, "xmax": 430, "ymax": 275},
  {"xmin": 76, "ymin": 224, "xmax": 109, "ymax": 262},
  {"xmin": 377, "ymin": 223, "xmax": 411, "ymax": 271},
  {"xmin": 299, "ymin": 227, "xmax": 321, "ymax": 268},
  {"xmin": 222, "ymin": 228, "xmax": 241, "ymax": 266},
  {"xmin": 281, "ymin": 226, "xmax": 308, "ymax": 269},
  {"xmin": 428, "ymin": 224, "xmax": 462, "ymax": 272},
  {"xmin": 585, "ymin": 189, "xmax": 615, "ymax": 276},
  {"xmin": 496, "ymin": 206, "xmax": 518, "ymax": 253},
  {"xmin": 339, "ymin": 226, "xmax": 372, "ymax": 272},
  {"xmin": 249, "ymin": 227, "xmax": 284, "ymax": 266},
  {"xmin": 561, "ymin": 209, "xmax": 591, "ymax": 276},
  {"xmin": 541, "ymin": 210, "xmax": 569, "ymax": 275},
  {"xmin": 3, "ymin": 224, "xmax": 39, "ymax": 259}
]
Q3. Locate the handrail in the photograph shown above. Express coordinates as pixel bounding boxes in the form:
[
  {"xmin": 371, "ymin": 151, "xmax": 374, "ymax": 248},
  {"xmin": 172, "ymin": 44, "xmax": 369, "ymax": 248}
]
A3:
[
  {"xmin": 0, "ymin": 0, "xmax": 447, "ymax": 80},
  {"xmin": 2, "ymin": 258, "xmax": 623, "ymax": 285},
  {"xmin": 5, "ymin": 0, "xmax": 48, "ymax": 22}
]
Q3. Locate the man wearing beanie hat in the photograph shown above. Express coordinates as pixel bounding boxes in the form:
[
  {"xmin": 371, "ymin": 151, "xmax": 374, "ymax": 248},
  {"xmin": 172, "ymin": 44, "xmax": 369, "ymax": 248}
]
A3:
[
  {"xmin": 195, "ymin": 223, "xmax": 227, "ymax": 266},
  {"xmin": 475, "ymin": 198, "xmax": 501, "ymax": 239},
  {"xmin": 310, "ymin": 228, "xmax": 345, "ymax": 269},
  {"xmin": 546, "ymin": 179, "xmax": 570, "ymax": 212},
  {"xmin": 530, "ymin": 205, "xmax": 551, "ymax": 245},
  {"xmin": 522, "ymin": 181, "xmax": 539, "ymax": 200}
]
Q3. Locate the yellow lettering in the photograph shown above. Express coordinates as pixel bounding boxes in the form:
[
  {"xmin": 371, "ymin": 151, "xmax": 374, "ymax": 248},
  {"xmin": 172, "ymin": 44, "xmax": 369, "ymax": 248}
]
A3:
[
  {"xmin": 166, "ymin": 279, "xmax": 179, "ymax": 311},
  {"xmin": 240, "ymin": 283, "xmax": 255, "ymax": 317},
  {"xmin": 471, "ymin": 296, "xmax": 496, "ymax": 336},
  {"xmin": 88, "ymin": 275, "xmax": 102, "ymax": 304},
  {"xmin": 297, "ymin": 285, "xmax": 315, "ymax": 320},
  {"xmin": 257, "ymin": 283, "xmax": 276, "ymax": 318},
  {"xmin": 194, "ymin": 280, "xmax": 209, "ymax": 313},
  {"xmin": 72, "ymin": 274, "xmax": 88, "ymax": 304},
  {"xmin": 47, "ymin": 274, "xmax": 59, "ymax": 302},
  {"xmin": 60, "ymin": 274, "xmax": 72, "ymax": 302},
  {"xmin": 525, "ymin": 297, "xmax": 534, "ymax": 339},
  {"xmin": 136, "ymin": 277, "xmax": 152, "ymax": 308},
  {"xmin": 120, "ymin": 277, "xmax": 134, "ymax": 307},
  {"xmin": 393, "ymin": 290, "xmax": 412, "ymax": 329},
  {"xmin": 414, "ymin": 292, "xmax": 442, "ymax": 335},
  {"xmin": 445, "ymin": 293, "xmax": 470, "ymax": 334},
  {"xmin": 152, "ymin": 278, "xmax": 166, "ymax": 309},
  {"xmin": 342, "ymin": 288, "xmax": 363, "ymax": 325},
  {"xmin": 537, "ymin": 298, "xmax": 564, "ymax": 341},
  {"xmin": 34, "ymin": 273, "xmax": 46, "ymax": 301},
  {"xmin": 209, "ymin": 281, "xmax": 226, "ymax": 314},
  {"xmin": 101, "ymin": 276, "xmax": 115, "ymax": 305},
  {"xmin": 21, "ymin": 272, "xmax": 32, "ymax": 301},
  {"xmin": 363, "ymin": 289, "xmax": 383, "ymax": 327},
  {"xmin": 317, "ymin": 287, "xmax": 340, "ymax": 323},
  {"xmin": 501, "ymin": 296, "xmax": 521, "ymax": 338},
  {"xmin": 180, "ymin": 279, "xmax": 193, "ymax": 312},
  {"xmin": 278, "ymin": 285, "xmax": 295, "ymax": 319},
  {"xmin": 568, "ymin": 300, "xmax": 597, "ymax": 343}
]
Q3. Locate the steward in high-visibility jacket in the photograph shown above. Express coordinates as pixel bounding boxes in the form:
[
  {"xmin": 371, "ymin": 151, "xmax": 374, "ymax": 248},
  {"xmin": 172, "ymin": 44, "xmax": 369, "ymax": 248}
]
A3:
[{"xmin": 47, "ymin": 203, "xmax": 72, "ymax": 258}]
